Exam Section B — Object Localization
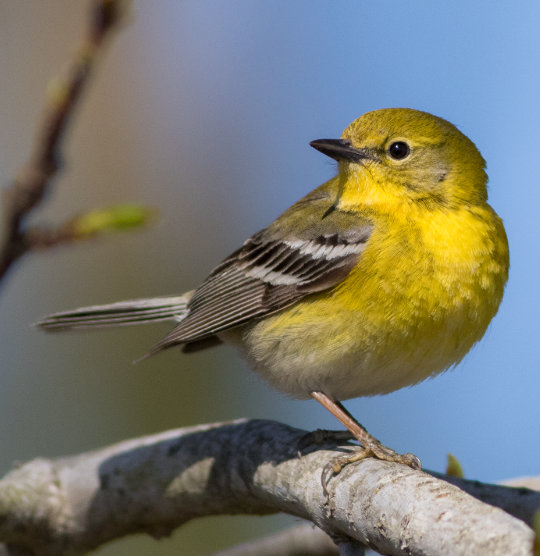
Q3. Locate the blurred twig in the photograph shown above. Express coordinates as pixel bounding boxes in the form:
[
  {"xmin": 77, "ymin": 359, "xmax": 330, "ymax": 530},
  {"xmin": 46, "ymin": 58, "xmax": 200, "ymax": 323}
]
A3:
[
  {"xmin": 0, "ymin": 0, "xmax": 130, "ymax": 285},
  {"xmin": 211, "ymin": 523, "xmax": 340, "ymax": 556}
]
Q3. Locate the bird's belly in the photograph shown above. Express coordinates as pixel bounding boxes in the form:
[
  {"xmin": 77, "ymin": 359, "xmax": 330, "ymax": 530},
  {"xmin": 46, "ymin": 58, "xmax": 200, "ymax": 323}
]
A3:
[
  {"xmin": 228, "ymin": 305, "xmax": 476, "ymax": 400},
  {"xmin": 225, "ymin": 265, "xmax": 502, "ymax": 400}
]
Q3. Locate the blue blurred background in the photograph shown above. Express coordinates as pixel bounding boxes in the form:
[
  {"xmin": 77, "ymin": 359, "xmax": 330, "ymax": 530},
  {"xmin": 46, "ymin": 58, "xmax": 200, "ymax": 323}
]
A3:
[{"xmin": 1, "ymin": 1, "xmax": 539, "ymax": 554}]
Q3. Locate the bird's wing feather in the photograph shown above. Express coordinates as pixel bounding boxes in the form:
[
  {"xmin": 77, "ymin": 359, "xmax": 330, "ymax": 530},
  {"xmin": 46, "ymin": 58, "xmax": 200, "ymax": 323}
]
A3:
[{"xmin": 151, "ymin": 190, "xmax": 373, "ymax": 353}]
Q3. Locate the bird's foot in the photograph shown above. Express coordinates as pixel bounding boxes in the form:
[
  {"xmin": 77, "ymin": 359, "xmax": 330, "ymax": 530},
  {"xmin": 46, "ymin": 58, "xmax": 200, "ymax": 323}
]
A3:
[{"xmin": 321, "ymin": 438, "xmax": 421, "ymax": 495}]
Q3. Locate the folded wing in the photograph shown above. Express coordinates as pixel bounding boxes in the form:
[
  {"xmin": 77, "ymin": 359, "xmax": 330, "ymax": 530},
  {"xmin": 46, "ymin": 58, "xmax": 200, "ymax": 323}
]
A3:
[{"xmin": 151, "ymin": 221, "xmax": 372, "ymax": 353}]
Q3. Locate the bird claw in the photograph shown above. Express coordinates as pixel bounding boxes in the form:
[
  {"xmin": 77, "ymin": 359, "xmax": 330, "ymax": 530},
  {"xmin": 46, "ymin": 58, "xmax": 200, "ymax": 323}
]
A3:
[
  {"xmin": 321, "ymin": 446, "xmax": 372, "ymax": 495},
  {"xmin": 296, "ymin": 426, "xmax": 421, "ymax": 496},
  {"xmin": 321, "ymin": 444, "xmax": 422, "ymax": 496}
]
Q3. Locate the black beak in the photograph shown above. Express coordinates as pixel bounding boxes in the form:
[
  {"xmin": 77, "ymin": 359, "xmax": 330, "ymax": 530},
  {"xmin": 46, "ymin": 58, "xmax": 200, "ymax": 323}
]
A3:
[{"xmin": 310, "ymin": 138, "xmax": 372, "ymax": 163}]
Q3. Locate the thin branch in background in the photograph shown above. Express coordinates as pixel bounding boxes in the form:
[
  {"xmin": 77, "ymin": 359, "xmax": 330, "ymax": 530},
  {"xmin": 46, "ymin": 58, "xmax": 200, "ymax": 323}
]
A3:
[
  {"xmin": 212, "ymin": 523, "xmax": 340, "ymax": 556},
  {"xmin": 0, "ymin": 0, "xmax": 130, "ymax": 284}
]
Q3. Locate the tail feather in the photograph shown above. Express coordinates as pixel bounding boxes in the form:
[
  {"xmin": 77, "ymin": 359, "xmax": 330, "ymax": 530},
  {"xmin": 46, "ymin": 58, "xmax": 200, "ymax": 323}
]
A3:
[{"xmin": 35, "ymin": 293, "xmax": 192, "ymax": 331}]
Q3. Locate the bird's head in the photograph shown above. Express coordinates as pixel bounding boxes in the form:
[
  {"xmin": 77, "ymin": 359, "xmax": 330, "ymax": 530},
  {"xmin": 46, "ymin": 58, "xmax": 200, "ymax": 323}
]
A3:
[{"xmin": 311, "ymin": 108, "xmax": 488, "ymax": 211}]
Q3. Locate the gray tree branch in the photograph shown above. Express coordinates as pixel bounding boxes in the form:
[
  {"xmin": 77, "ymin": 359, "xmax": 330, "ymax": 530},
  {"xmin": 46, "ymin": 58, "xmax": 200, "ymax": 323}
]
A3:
[{"xmin": 0, "ymin": 419, "xmax": 537, "ymax": 555}]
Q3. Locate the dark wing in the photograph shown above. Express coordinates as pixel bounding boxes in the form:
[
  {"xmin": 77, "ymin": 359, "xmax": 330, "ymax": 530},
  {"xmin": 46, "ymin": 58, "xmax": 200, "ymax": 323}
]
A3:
[{"xmin": 149, "ymin": 218, "xmax": 373, "ymax": 354}]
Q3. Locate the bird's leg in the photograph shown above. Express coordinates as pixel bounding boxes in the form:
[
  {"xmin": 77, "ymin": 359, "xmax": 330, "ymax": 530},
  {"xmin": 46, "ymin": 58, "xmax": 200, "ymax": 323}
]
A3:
[{"xmin": 311, "ymin": 391, "xmax": 421, "ymax": 493}]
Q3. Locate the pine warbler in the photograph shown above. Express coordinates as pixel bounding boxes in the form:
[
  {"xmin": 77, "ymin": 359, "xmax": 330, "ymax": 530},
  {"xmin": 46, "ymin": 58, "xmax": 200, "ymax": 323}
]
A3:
[{"xmin": 37, "ymin": 108, "xmax": 509, "ymax": 484}]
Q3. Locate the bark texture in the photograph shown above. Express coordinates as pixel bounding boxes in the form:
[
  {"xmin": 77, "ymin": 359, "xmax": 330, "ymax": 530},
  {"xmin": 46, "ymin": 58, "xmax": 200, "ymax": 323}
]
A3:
[{"xmin": 0, "ymin": 419, "xmax": 536, "ymax": 555}]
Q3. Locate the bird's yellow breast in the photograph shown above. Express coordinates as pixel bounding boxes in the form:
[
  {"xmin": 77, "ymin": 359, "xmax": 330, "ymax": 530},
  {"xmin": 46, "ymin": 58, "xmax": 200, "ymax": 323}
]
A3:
[{"xmin": 239, "ymin": 202, "xmax": 509, "ymax": 400}]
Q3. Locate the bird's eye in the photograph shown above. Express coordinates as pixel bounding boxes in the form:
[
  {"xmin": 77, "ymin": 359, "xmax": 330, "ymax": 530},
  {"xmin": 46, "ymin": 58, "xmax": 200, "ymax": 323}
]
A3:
[{"xmin": 388, "ymin": 141, "xmax": 410, "ymax": 160}]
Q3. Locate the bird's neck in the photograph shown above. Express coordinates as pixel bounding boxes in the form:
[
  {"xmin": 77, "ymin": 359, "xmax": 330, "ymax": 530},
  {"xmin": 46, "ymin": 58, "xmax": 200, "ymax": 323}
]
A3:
[{"xmin": 334, "ymin": 166, "xmax": 401, "ymax": 213}]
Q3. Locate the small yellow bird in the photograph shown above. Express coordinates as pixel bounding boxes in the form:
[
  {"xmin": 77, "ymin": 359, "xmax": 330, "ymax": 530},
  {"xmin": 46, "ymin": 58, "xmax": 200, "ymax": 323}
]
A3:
[{"xmin": 37, "ymin": 108, "xmax": 509, "ymax": 483}]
